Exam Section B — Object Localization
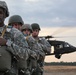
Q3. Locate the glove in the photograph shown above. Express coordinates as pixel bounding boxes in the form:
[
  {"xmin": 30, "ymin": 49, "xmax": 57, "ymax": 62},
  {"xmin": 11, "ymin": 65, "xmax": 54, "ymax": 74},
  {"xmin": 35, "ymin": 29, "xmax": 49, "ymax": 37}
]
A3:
[{"xmin": 0, "ymin": 37, "xmax": 7, "ymax": 46}]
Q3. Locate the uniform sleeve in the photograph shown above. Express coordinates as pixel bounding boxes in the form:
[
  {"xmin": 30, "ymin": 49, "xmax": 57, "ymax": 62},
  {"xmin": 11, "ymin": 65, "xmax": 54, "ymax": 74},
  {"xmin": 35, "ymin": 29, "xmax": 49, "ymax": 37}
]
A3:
[
  {"xmin": 39, "ymin": 38, "xmax": 51, "ymax": 54},
  {"xmin": 26, "ymin": 36, "xmax": 45, "ymax": 57},
  {"xmin": 8, "ymin": 28, "xmax": 30, "ymax": 59}
]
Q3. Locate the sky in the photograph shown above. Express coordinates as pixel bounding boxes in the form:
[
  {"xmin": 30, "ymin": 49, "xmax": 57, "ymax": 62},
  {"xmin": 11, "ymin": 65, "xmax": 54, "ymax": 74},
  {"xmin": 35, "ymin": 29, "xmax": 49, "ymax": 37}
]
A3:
[
  {"xmin": 3, "ymin": 0, "xmax": 76, "ymax": 27},
  {"xmin": 1, "ymin": 0, "xmax": 76, "ymax": 62}
]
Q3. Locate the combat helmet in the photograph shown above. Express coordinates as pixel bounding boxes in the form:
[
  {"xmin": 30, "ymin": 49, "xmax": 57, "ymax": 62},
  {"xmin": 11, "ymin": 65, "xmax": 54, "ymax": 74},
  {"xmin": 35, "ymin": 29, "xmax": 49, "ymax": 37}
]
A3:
[
  {"xmin": 21, "ymin": 24, "xmax": 32, "ymax": 33},
  {"xmin": 0, "ymin": 1, "xmax": 9, "ymax": 17},
  {"xmin": 31, "ymin": 23, "xmax": 41, "ymax": 30},
  {"xmin": 8, "ymin": 15, "xmax": 24, "ymax": 25}
]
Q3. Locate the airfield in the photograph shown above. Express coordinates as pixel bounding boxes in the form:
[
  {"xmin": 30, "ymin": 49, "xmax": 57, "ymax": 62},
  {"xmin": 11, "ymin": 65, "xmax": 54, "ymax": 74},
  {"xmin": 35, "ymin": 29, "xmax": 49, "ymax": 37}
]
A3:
[{"xmin": 44, "ymin": 65, "xmax": 76, "ymax": 75}]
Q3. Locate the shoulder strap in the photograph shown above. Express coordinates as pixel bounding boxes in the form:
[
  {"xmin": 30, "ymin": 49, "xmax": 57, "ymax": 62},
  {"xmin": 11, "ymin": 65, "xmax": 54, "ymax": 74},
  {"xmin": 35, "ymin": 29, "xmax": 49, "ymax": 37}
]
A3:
[
  {"xmin": 1, "ymin": 25, "xmax": 8, "ymax": 38},
  {"xmin": 25, "ymin": 36, "xmax": 29, "ymax": 40}
]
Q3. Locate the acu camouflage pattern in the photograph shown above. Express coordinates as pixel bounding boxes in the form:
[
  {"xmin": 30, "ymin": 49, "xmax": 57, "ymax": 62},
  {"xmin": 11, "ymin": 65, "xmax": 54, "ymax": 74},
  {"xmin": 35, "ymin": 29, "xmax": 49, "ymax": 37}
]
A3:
[
  {"xmin": 0, "ymin": 25, "xmax": 34, "ymax": 75},
  {"xmin": 35, "ymin": 37, "xmax": 51, "ymax": 75},
  {"xmin": 26, "ymin": 36, "xmax": 45, "ymax": 58},
  {"xmin": 38, "ymin": 37, "xmax": 51, "ymax": 54},
  {"xmin": 9, "ymin": 27, "xmax": 29, "ymax": 60},
  {"xmin": 38, "ymin": 37, "xmax": 51, "ymax": 66},
  {"xmin": 25, "ymin": 35, "xmax": 45, "ymax": 74},
  {"xmin": 6, "ymin": 26, "xmax": 37, "ymax": 72},
  {"xmin": 0, "ymin": 25, "xmax": 30, "ymax": 60}
]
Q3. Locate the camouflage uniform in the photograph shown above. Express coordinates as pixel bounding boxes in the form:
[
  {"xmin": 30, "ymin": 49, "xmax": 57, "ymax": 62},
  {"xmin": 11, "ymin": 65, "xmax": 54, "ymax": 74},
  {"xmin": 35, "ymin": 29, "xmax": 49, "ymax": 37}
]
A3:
[
  {"xmin": 21, "ymin": 24, "xmax": 45, "ymax": 75},
  {"xmin": 0, "ymin": 1, "xmax": 13, "ymax": 75},
  {"xmin": 9, "ymin": 27, "xmax": 33, "ymax": 75},
  {"xmin": 21, "ymin": 24, "xmax": 37, "ymax": 73},
  {"xmin": 31, "ymin": 23, "xmax": 51, "ymax": 75},
  {"xmin": 26, "ymin": 36, "xmax": 45, "ymax": 66},
  {"xmin": 8, "ymin": 16, "xmax": 37, "ymax": 75},
  {"xmin": 37, "ymin": 37, "xmax": 51, "ymax": 65},
  {"xmin": 0, "ymin": 25, "xmax": 30, "ymax": 75},
  {"xmin": 0, "ymin": 1, "xmax": 33, "ymax": 75}
]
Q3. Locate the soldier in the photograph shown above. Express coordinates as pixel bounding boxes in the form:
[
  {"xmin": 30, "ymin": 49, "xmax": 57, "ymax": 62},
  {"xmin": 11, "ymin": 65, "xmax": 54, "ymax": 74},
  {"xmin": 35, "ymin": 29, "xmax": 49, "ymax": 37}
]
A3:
[
  {"xmin": 21, "ymin": 24, "xmax": 32, "ymax": 36},
  {"xmin": 8, "ymin": 15, "xmax": 28, "ymax": 75},
  {"xmin": 8, "ymin": 15, "xmax": 24, "ymax": 31},
  {"xmin": 31, "ymin": 23, "xmax": 51, "ymax": 75},
  {"xmin": 0, "ymin": 1, "xmax": 15, "ymax": 75},
  {"xmin": 8, "ymin": 16, "xmax": 37, "ymax": 75},
  {"xmin": 8, "ymin": 15, "xmax": 25, "ymax": 75},
  {"xmin": 21, "ymin": 24, "xmax": 37, "ymax": 72},
  {"xmin": 0, "ymin": 1, "xmax": 35, "ymax": 75},
  {"xmin": 21, "ymin": 24, "xmax": 45, "ymax": 75}
]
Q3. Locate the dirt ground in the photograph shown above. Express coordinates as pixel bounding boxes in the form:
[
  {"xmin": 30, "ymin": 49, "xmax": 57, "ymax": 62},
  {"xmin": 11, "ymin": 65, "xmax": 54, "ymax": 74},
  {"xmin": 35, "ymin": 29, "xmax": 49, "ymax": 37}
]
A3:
[
  {"xmin": 43, "ymin": 65, "xmax": 76, "ymax": 75},
  {"xmin": 44, "ymin": 72, "xmax": 76, "ymax": 75}
]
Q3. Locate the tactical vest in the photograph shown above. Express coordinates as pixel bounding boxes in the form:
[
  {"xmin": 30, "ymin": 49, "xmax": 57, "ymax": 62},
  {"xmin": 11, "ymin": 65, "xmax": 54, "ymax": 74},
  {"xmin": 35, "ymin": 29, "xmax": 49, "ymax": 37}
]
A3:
[
  {"xmin": 0, "ymin": 26, "xmax": 12, "ymax": 71},
  {"xmin": 17, "ymin": 58, "xmax": 27, "ymax": 70},
  {"xmin": 0, "ymin": 46, "xmax": 11, "ymax": 71}
]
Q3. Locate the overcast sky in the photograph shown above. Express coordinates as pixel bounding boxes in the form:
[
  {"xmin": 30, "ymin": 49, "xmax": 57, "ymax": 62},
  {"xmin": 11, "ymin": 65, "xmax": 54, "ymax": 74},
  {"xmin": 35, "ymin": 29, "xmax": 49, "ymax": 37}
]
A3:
[
  {"xmin": 3, "ymin": 0, "xmax": 76, "ymax": 27},
  {"xmin": 1, "ymin": 0, "xmax": 76, "ymax": 62}
]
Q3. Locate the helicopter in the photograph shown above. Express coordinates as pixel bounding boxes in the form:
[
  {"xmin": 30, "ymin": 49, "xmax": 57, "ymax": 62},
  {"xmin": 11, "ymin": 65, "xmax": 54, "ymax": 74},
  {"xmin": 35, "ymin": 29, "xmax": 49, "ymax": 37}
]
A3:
[{"xmin": 40, "ymin": 34, "xmax": 76, "ymax": 59}]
